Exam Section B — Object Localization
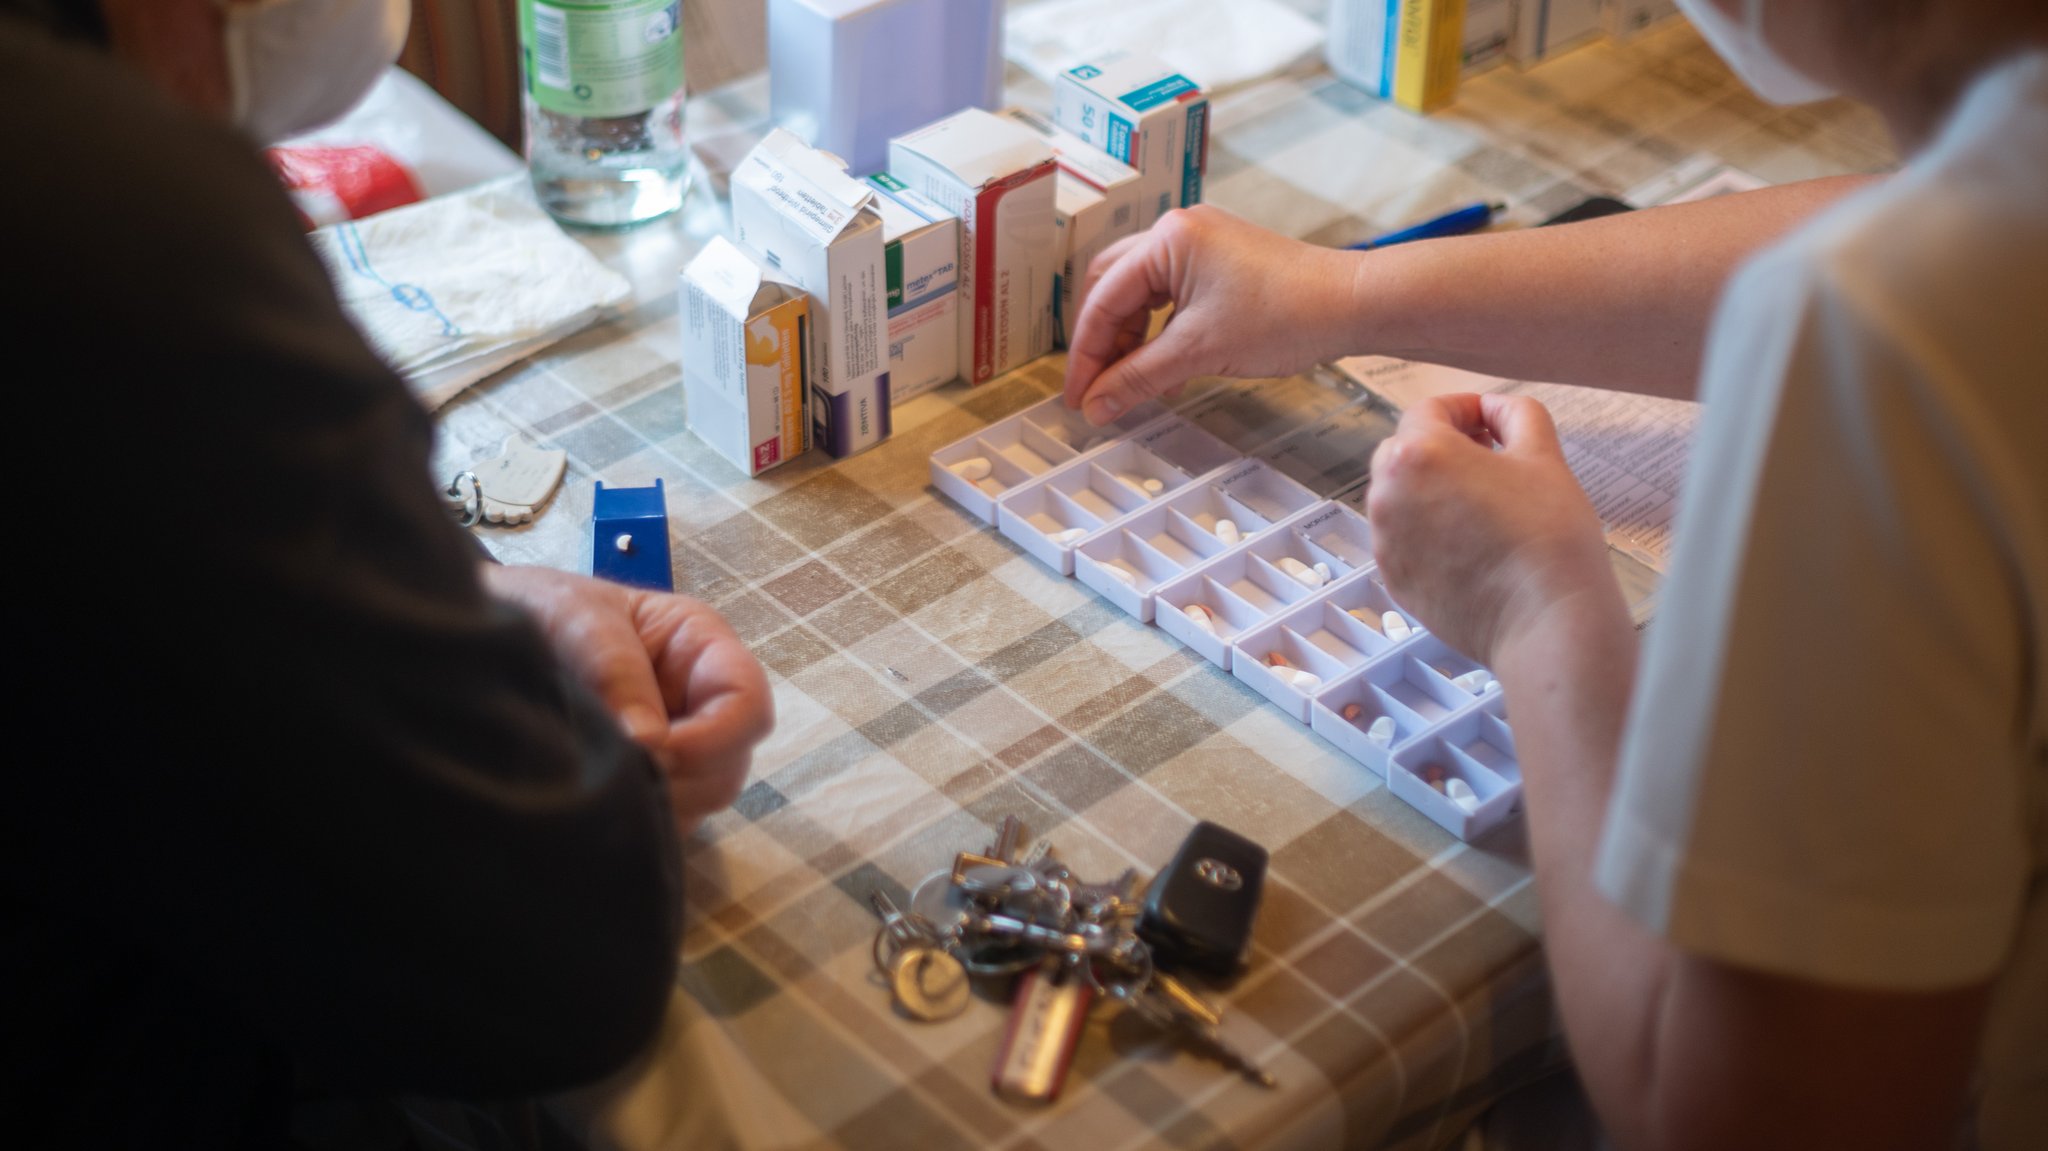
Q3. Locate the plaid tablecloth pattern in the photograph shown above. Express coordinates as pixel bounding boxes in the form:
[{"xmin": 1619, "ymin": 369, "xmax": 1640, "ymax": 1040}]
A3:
[{"xmin": 428, "ymin": 18, "xmax": 1892, "ymax": 1151}]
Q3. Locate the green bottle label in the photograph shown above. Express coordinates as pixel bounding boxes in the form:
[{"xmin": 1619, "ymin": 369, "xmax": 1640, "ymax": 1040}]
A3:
[{"xmin": 520, "ymin": 0, "xmax": 684, "ymax": 119}]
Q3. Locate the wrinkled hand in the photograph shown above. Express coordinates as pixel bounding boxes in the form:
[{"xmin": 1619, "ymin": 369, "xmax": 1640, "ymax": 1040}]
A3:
[
  {"xmin": 482, "ymin": 565, "xmax": 773, "ymax": 835},
  {"xmin": 1063, "ymin": 205, "xmax": 1359, "ymax": 425},
  {"xmin": 1366, "ymin": 394, "xmax": 1616, "ymax": 666}
]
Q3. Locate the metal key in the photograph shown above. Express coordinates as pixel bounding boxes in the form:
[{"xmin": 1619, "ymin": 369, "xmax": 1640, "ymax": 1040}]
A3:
[
  {"xmin": 1132, "ymin": 972, "xmax": 1278, "ymax": 1089},
  {"xmin": 989, "ymin": 815, "xmax": 1028, "ymax": 864},
  {"xmin": 869, "ymin": 891, "xmax": 946, "ymax": 976}
]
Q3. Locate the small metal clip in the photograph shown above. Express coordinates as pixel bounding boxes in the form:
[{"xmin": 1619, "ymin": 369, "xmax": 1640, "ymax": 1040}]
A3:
[{"xmin": 443, "ymin": 471, "xmax": 483, "ymax": 528}]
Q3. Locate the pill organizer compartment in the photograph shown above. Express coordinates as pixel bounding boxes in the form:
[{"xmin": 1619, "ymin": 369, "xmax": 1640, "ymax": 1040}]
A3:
[
  {"xmin": 1231, "ymin": 585, "xmax": 1391, "ymax": 722},
  {"xmin": 1154, "ymin": 476, "xmax": 1282, "ymax": 546},
  {"xmin": 1352, "ymin": 634, "xmax": 1479, "ymax": 730},
  {"xmin": 1318, "ymin": 570, "xmax": 1419, "ymax": 641},
  {"xmin": 931, "ymin": 424, "xmax": 1077, "ymax": 522},
  {"xmin": 1210, "ymin": 459, "xmax": 1322, "ymax": 524},
  {"xmin": 1284, "ymin": 501, "xmax": 1377, "ymax": 577},
  {"xmin": 1232, "ymin": 517, "xmax": 1365, "ymax": 593},
  {"xmin": 1071, "ymin": 439, "xmax": 1196, "ymax": 507},
  {"xmin": 996, "ymin": 460, "xmax": 1158, "ymax": 576},
  {"xmin": 1386, "ymin": 704, "xmax": 1522, "ymax": 841},
  {"xmin": 1073, "ymin": 504, "xmax": 1236, "ymax": 622},
  {"xmin": 927, "ymin": 396, "xmax": 1162, "ymax": 522},
  {"xmin": 1127, "ymin": 417, "xmax": 1243, "ymax": 480},
  {"xmin": 1154, "ymin": 548, "xmax": 1322, "ymax": 669}
]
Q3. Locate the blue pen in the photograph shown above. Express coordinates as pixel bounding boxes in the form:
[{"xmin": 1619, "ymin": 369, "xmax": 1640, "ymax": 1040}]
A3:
[{"xmin": 1346, "ymin": 201, "xmax": 1505, "ymax": 250}]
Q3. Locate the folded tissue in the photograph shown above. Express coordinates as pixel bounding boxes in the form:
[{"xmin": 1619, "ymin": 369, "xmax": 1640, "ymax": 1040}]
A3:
[{"xmin": 310, "ymin": 174, "xmax": 632, "ymax": 409}]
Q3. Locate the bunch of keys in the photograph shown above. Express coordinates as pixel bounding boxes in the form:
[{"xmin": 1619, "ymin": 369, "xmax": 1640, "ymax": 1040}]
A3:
[{"xmin": 867, "ymin": 815, "xmax": 1276, "ymax": 1103}]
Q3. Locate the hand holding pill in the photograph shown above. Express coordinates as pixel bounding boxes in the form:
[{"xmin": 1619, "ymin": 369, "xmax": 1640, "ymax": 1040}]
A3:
[{"xmin": 1365, "ymin": 392, "xmax": 1615, "ymax": 669}]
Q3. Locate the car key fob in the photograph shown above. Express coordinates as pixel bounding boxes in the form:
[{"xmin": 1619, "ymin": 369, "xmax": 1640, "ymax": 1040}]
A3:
[{"xmin": 1138, "ymin": 821, "xmax": 1267, "ymax": 979}]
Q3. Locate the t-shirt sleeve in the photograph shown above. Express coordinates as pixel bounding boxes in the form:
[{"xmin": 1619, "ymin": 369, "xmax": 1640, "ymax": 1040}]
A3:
[
  {"xmin": 1, "ymin": 29, "xmax": 682, "ymax": 1097},
  {"xmin": 1594, "ymin": 244, "xmax": 2034, "ymax": 990}
]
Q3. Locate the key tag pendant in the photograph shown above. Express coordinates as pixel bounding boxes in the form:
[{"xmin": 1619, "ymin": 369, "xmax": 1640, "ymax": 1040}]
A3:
[{"xmin": 453, "ymin": 435, "xmax": 568, "ymax": 526}]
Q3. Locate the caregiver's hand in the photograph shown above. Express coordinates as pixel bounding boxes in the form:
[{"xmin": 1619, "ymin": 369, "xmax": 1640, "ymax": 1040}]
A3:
[
  {"xmin": 1365, "ymin": 393, "xmax": 1618, "ymax": 666},
  {"xmin": 1063, "ymin": 205, "xmax": 1362, "ymax": 425}
]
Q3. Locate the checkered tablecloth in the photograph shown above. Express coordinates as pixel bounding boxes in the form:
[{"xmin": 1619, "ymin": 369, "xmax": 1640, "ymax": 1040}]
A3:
[{"xmin": 428, "ymin": 17, "xmax": 1892, "ymax": 1151}]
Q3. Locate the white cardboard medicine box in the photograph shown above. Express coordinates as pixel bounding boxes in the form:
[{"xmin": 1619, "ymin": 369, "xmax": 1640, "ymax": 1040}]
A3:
[
  {"xmin": 864, "ymin": 173, "xmax": 961, "ymax": 401},
  {"xmin": 996, "ymin": 108, "xmax": 1142, "ymax": 349},
  {"xmin": 768, "ymin": 0, "xmax": 1003, "ymax": 177},
  {"xmin": 679, "ymin": 236, "xmax": 811, "ymax": 476},
  {"xmin": 731, "ymin": 128, "xmax": 891, "ymax": 457},
  {"xmin": 1052, "ymin": 52, "xmax": 1210, "ymax": 230},
  {"xmin": 888, "ymin": 109, "xmax": 1058, "ymax": 386}
]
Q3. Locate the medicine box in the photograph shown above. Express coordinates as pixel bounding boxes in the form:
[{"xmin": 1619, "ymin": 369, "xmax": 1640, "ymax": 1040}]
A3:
[
  {"xmin": 732, "ymin": 128, "xmax": 891, "ymax": 458},
  {"xmin": 1053, "ymin": 52, "xmax": 1209, "ymax": 229},
  {"xmin": 996, "ymin": 108, "xmax": 1142, "ymax": 346},
  {"xmin": 767, "ymin": 0, "xmax": 1003, "ymax": 177},
  {"xmin": 889, "ymin": 109, "xmax": 1059, "ymax": 386},
  {"xmin": 1463, "ymin": 0, "xmax": 1513, "ymax": 75},
  {"xmin": 1598, "ymin": 0, "xmax": 1677, "ymax": 41},
  {"xmin": 679, "ymin": 236, "xmax": 811, "ymax": 476},
  {"xmin": 865, "ymin": 174, "xmax": 960, "ymax": 401},
  {"xmin": 1510, "ymin": 0, "xmax": 1604, "ymax": 65}
]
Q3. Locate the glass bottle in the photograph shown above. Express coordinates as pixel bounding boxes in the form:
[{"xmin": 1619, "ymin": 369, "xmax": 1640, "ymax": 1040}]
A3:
[{"xmin": 518, "ymin": 0, "xmax": 689, "ymax": 228}]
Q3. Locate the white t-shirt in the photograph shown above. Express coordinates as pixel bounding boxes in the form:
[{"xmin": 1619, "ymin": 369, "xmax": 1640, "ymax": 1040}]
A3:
[{"xmin": 1594, "ymin": 51, "xmax": 2048, "ymax": 1148}]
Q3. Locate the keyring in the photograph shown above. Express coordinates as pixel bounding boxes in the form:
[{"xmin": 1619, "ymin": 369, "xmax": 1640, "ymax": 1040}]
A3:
[{"xmin": 443, "ymin": 471, "xmax": 483, "ymax": 528}]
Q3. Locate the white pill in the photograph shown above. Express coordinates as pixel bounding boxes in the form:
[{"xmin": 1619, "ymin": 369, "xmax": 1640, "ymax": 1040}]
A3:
[
  {"xmin": 1313, "ymin": 562, "xmax": 1332, "ymax": 581},
  {"xmin": 1446, "ymin": 777, "xmax": 1480, "ymax": 814},
  {"xmin": 1118, "ymin": 472, "xmax": 1150, "ymax": 494},
  {"xmin": 1215, "ymin": 518, "xmax": 1241, "ymax": 544},
  {"xmin": 1050, "ymin": 528, "xmax": 1088, "ymax": 546},
  {"xmin": 1145, "ymin": 478, "xmax": 1164, "ymax": 495},
  {"xmin": 1452, "ymin": 670, "xmax": 1492, "ymax": 693},
  {"xmin": 1040, "ymin": 423, "xmax": 1071, "ymax": 446},
  {"xmin": 1183, "ymin": 604, "xmax": 1218, "ymax": 635},
  {"xmin": 1103, "ymin": 564, "xmax": 1137, "ymax": 586},
  {"xmin": 1367, "ymin": 716, "xmax": 1396, "ymax": 746},
  {"xmin": 948, "ymin": 456, "xmax": 992, "ymax": 482},
  {"xmin": 1276, "ymin": 557, "xmax": 1325, "ymax": 588},
  {"xmin": 1274, "ymin": 667, "xmax": 1322, "ymax": 693},
  {"xmin": 1382, "ymin": 611, "xmax": 1411, "ymax": 642}
]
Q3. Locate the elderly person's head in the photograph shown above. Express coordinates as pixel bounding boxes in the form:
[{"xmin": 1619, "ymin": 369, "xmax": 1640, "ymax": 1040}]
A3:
[
  {"xmin": 1678, "ymin": 0, "xmax": 2048, "ymax": 146},
  {"xmin": 22, "ymin": 0, "xmax": 407, "ymax": 141}
]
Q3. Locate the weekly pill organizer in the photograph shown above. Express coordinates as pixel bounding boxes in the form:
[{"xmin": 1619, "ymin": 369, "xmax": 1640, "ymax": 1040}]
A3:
[{"xmin": 931, "ymin": 396, "xmax": 1524, "ymax": 842}]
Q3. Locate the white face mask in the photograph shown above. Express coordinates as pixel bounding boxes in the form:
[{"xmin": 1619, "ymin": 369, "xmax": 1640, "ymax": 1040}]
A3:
[
  {"xmin": 216, "ymin": 0, "xmax": 412, "ymax": 144},
  {"xmin": 1675, "ymin": 0, "xmax": 1835, "ymax": 106}
]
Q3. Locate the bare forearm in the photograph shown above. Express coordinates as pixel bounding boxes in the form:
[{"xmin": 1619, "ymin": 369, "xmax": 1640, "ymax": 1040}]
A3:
[
  {"xmin": 1346, "ymin": 176, "xmax": 1877, "ymax": 398},
  {"xmin": 1491, "ymin": 583, "xmax": 1677, "ymax": 1147}
]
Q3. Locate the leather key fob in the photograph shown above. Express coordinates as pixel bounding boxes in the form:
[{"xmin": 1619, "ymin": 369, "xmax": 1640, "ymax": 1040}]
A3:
[{"xmin": 1139, "ymin": 821, "xmax": 1267, "ymax": 979}]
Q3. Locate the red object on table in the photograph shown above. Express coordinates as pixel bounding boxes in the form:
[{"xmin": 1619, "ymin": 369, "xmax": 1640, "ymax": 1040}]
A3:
[{"xmin": 268, "ymin": 145, "xmax": 426, "ymax": 230}]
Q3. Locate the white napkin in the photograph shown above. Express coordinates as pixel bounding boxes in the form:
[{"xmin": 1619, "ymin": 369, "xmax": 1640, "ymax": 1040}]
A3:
[
  {"xmin": 1006, "ymin": 0, "xmax": 1326, "ymax": 93},
  {"xmin": 310, "ymin": 175, "xmax": 632, "ymax": 409}
]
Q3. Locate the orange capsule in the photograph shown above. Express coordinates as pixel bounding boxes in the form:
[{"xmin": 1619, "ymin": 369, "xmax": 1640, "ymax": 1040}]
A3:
[
  {"xmin": 1268, "ymin": 652, "xmax": 1291, "ymax": 669},
  {"xmin": 1341, "ymin": 702, "xmax": 1362, "ymax": 722}
]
